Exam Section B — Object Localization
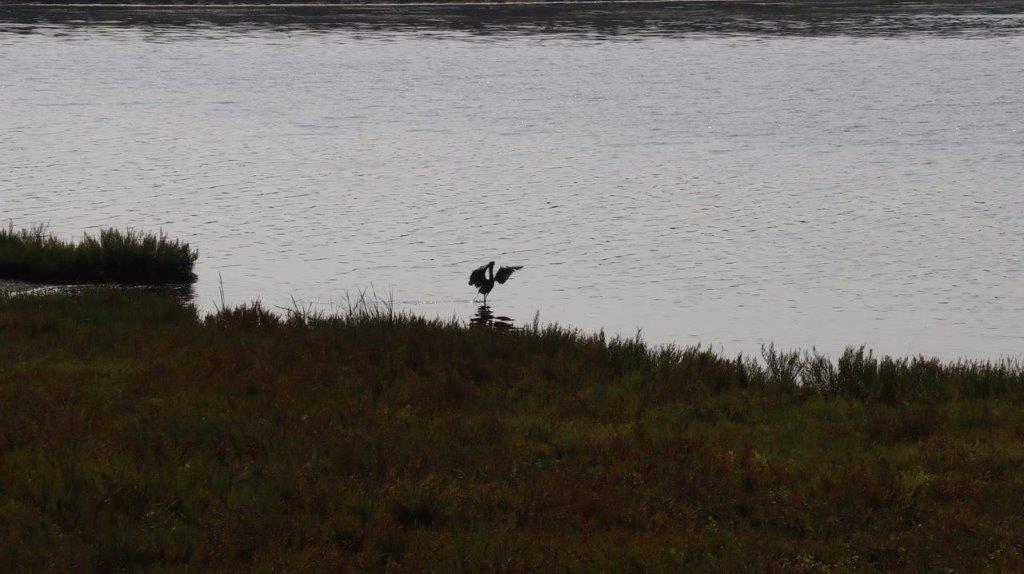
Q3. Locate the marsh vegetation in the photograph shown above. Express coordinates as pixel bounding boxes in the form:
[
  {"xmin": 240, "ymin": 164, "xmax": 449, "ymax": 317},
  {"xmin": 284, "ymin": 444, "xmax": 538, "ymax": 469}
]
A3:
[
  {"xmin": 0, "ymin": 224, "xmax": 197, "ymax": 285},
  {"xmin": 1, "ymin": 290, "xmax": 1022, "ymax": 570}
]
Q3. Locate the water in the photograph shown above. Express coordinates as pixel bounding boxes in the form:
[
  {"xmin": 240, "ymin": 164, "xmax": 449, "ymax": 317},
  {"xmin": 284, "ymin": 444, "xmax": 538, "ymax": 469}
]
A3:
[{"xmin": 2, "ymin": 3, "xmax": 1023, "ymax": 359}]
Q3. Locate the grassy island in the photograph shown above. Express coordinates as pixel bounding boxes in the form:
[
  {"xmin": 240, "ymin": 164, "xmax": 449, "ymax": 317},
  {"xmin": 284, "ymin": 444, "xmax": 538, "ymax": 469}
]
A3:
[
  {"xmin": 1, "ymin": 290, "xmax": 1023, "ymax": 570},
  {"xmin": 0, "ymin": 225, "xmax": 197, "ymax": 285}
]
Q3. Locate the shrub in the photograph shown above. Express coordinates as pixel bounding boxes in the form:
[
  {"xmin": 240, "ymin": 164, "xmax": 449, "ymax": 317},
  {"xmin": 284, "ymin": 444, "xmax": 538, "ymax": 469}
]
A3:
[{"xmin": 0, "ymin": 224, "xmax": 197, "ymax": 285}]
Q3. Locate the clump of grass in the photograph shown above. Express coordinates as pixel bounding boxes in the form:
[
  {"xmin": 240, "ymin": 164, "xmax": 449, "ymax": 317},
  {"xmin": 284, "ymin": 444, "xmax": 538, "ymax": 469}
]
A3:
[
  {"xmin": 1, "ymin": 290, "xmax": 1024, "ymax": 570},
  {"xmin": 0, "ymin": 223, "xmax": 197, "ymax": 285}
]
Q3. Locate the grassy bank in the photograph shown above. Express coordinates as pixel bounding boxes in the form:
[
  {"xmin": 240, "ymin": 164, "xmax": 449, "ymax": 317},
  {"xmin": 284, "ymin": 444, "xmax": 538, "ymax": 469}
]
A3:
[
  {"xmin": 0, "ymin": 225, "xmax": 197, "ymax": 285},
  {"xmin": 1, "ymin": 290, "xmax": 1023, "ymax": 570}
]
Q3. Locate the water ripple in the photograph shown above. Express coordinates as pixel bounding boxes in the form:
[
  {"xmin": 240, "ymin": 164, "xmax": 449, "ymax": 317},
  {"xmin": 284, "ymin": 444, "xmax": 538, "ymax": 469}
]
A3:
[{"xmin": 1, "ymin": 8, "xmax": 1023, "ymax": 359}]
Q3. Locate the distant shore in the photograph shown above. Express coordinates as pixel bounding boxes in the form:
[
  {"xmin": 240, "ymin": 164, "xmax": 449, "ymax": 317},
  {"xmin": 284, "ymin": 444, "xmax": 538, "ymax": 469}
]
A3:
[
  {"xmin": 6, "ymin": 0, "xmax": 746, "ymax": 5},
  {"xmin": 6, "ymin": 1, "xmax": 1020, "ymax": 20},
  {"xmin": 7, "ymin": 0, "xmax": 1020, "ymax": 26},
  {"xmin": 4, "ymin": 0, "xmax": 1011, "ymax": 6}
]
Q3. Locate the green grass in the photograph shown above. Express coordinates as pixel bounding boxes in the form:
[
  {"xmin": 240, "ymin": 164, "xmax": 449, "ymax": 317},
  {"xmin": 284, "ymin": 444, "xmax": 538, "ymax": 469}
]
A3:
[
  {"xmin": 0, "ymin": 224, "xmax": 198, "ymax": 285},
  {"xmin": 1, "ymin": 290, "xmax": 1023, "ymax": 570}
]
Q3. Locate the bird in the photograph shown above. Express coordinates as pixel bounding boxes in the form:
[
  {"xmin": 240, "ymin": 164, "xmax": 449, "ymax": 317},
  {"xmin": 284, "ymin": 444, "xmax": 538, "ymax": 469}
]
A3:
[{"xmin": 468, "ymin": 261, "xmax": 523, "ymax": 303}]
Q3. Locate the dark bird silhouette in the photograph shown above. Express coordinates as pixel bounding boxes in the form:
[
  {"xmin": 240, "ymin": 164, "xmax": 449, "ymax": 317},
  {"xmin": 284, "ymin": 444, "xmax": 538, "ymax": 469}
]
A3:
[{"xmin": 468, "ymin": 261, "xmax": 522, "ymax": 303}]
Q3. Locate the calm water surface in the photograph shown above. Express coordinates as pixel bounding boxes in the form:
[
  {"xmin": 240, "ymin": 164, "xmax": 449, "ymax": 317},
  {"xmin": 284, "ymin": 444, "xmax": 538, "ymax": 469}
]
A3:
[{"xmin": 2, "ymin": 4, "xmax": 1023, "ymax": 359}]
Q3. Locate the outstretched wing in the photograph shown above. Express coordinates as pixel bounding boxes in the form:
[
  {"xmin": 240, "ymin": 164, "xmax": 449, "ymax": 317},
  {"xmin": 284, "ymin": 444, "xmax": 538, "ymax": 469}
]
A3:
[
  {"xmin": 468, "ymin": 264, "xmax": 489, "ymax": 288},
  {"xmin": 494, "ymin": 265, "xmax": 523, "ymax": 284}
]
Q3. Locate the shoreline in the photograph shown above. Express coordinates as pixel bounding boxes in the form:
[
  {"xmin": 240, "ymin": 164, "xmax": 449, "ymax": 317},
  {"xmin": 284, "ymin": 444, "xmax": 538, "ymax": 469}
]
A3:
[{"xmin": 2, "ymin": 282, "xmax": 1022, "ymax": 365}]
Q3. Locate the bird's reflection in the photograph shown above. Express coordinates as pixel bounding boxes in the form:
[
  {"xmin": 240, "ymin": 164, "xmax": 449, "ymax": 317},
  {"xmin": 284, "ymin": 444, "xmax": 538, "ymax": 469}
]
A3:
[{"xmin": 470, "ymin": 305, "xmax": 515, "ymax": 330}]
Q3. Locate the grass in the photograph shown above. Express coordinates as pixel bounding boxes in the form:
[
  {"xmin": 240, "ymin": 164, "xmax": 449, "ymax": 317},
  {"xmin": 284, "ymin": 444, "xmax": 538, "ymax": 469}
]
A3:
[
  {"xmin": 1, "ymin": 290, "xmax": 1023, "ymax": 570},
  {"xmin": 0, "ymin": 224, "xmax": 198, "ymax": 285}
]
